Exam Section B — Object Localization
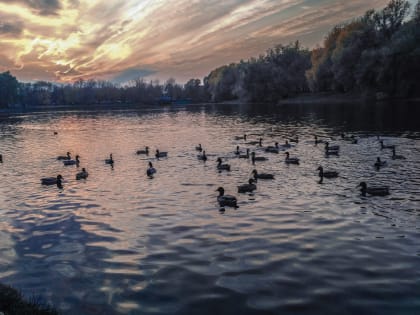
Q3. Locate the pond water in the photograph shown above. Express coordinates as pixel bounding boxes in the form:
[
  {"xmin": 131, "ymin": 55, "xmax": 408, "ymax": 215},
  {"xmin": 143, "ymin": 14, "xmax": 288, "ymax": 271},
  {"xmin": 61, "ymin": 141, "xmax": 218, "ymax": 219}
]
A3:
[{"xmin": 0, "ymin": 102, "xmax": 419, "ymax": 315}]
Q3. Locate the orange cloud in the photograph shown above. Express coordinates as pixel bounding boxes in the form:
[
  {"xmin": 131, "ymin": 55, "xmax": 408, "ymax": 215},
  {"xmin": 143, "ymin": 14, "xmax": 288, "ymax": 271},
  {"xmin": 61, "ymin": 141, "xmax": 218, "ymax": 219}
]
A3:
[{"xmin": 0, "ymin": 0, "xmax": 395, "ymax": 83}]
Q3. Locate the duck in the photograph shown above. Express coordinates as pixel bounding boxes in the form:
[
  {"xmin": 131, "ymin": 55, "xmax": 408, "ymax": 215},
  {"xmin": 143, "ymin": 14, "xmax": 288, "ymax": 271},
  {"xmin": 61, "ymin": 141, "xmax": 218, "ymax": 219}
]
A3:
[
  {"xmin": 391, "ymin": 147, "xmax": 406, "ymax": 160},
  {"xmin": 76, "ymin": 168, "xmax": 89, "ymax": 180},
  {"xmin": 251, "ymin": 152, "xmax": 268, "ymax": 164},
  {"xmin": 317, "ymin": 166, "xmax": 338, "ymax": 179},
  {"xmin": 105, "ymin": 154, "xmax": 114, "ymax": 165},
  {"xmin": 289, "ymin": 136, "xmax": 299, "ymax": 143},
  {"xmin": 279, "ymin": 140, "xmax": 292, "ymax": 149},
  {"xmin": 359, "ymin": 182, "xmax": 390, "ymax": 196},
  {"xmin": 265, "ymin": 142, "xmax": 279, "ymax": 153},
  {"xmin": 239, "ymin": 148, "xmax": 250, "ymax": 159},
  {"xmin": 234, "ymin": 134, "xmax": 247, "ymax": 141},
  {"xmin": 195, "ymin": 144, "xmax": 203, "ymax": 152},
  {"xmin": 146, "ymin": 162, "xmax": 157, "ymax": 177},
  {"xmin": 216, "ymin": 187, "xmax": 238, "ymax": 208},
  {"xmin": 41, "ymin": 175, "xmax": 63, "ymax": 188},
  {"xmin": 216, "ymin": 157, "xmax": 230, "ymax": 171},
  {"xmin": 341, "ymin": 133, "xmax": 358, "ymax": 144},
  {"xmin": 324, "ymin": 142, "xmax": 340, "ymax": 151},
  {"xmin": 252, "ymin": 169, "xmax": 274, "ymax": 180},
  {"xmin": 198, "ymin": 150, "xmax": 207, "ymax": 161},
  {"xmin": 155, "ymin": 149, "xmax": 168, "ymax": 158},
  {"xmin": 57, "ymin": 152, "xmax": 71, "ymax": 160},
  {"xmin": 379, "ymin": 140, "xmax": 395, "ymax": 150},
  {"xmin": 136, "ymin": 146, "xmax": 149, "ymax": 155},
  {"xmin": 285, "ymin": 152, "xmax": 299, "ymax": 164},
  {"xmin": 237, "ymin": 179, "xmax": 257, "ymax": 193},
  {"xmin": 374, "ymin": 157, "xmax": 387, "ymax": 168},
  {"xmin": 247, "ymin": 138, "xmax": 263, "ymax": 146},
  {"xmin": 314, "ymin": 135, "xmax": 326, "ymax": 145},
  {"xmin": 63, "ymin": 155, "xmax": 80, "ymax": 166}
]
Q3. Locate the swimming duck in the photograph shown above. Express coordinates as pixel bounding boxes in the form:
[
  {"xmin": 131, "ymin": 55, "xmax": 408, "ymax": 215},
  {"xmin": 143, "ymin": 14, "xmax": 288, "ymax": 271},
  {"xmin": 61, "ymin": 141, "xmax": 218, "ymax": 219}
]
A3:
[
  {"xmin": 57, "ymin": 152, "xmax": 71, "ymax": 160},
  {"xmin": 238, "ymin": 179, "xmax": 257, "ymax": 193},
  {"xmin": 251, "ymin": 169, "xmax": 274, "ymax": 180},
  {"xmin": 216, "ymin": 157, "xmax": 230, "ymax": 171},
  {"xmin": 234, "ymin": 134, "xmax": 247, "ymax": 141},
  {"xmin": 146, "ymin": 162, "xmax": 157, "ymax": 177},
  {"xmin": 155, "ymin": 149, "xmax": 168, "ymax": 158},
  {"xmin": 247, "ymin": 138, "xmax": 263, "ymax": 146},
  {"xmin": 324, "ymin": 142, "xmax": 340, "ymax": 151},
  {"xmin": 265, "ymin": 142, "xmax": 279, "ymax": 153},
  {"xmin": 198, "ymin": 150, "xmax": 207, "ymax": 161},
  {"xmin": 195, "ymin": 144, "xmax": 203, "ymax": 152},
  {"xmin": 374, "ymin": 157, "xmax": 387, "ymax": 168},
  {"xmin": 379, "ymin": 140, "xmax": 395, "ymax": 150},
  {"xmin": 359, "ymin": 182, "xmax": 390, "ymax": 196},
  {"xmin": 280, "ymin": 140, "xmax": 292, "ymax": 149},
  {"xmin": 216, "ymin": 187, "xmax": 238, "ymax": 208},
  {"xmin": 239, "ymin": 148, "xmax": 250, "ymax": 159},
  {"xmin": 314, "ymin": 135, "xmax": 326, "ymax": 145},
  {"xmin": 289, "ymin": 136, "xmax": 299, "ymax": 143},
  {"xmin": 317, "ymin": 166, "xmax": 338, "ymax": 179},
  {"xmin": 105, "ymin": 154, "xmax": 114, "ymax": 164},
  {"xmin": 341, "ymin": 133, "xmax": 358, "ymax": 144},
  {"xmin": 136, "ymin": 146, "xmax": 149, "ymax": 155},
  {"xmin": 391, "ymin": 148, "xmax": 406, "ymax": 160},
  {"xmin": 63, "ymin": 155, "xmax": 80, "ymax": 166},
  {"xmin": 76, "ymin": 168, "xmax": 89, "ymax": 180},
  {"xmin": 285, "ymin": 152, "xmax": 299, "ymax": 164},
  {"xmin": 251, "ymin": 152, "xmax": 268, "ymax": 164},
  {"xmin": 41, "ymin": 175, "xmax": 63, "ymax": 188}
]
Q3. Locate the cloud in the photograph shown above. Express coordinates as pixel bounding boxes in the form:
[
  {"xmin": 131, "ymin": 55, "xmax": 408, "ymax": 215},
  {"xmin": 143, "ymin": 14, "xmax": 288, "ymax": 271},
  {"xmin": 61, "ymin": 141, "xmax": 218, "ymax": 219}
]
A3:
[
  {"xmin": 0, "ymin": 0, "xmax": 393, "ymax": 83},
  {"xmin": 0, "ymin": 21, "xmax": 23, "ymax": 36},
  {"xmin": 2, "ymin": 0, "xmax": 63, "ymax": 15},
  {"xmin": 111, "ymin": 68, "xmax": 157, "ymax": 85}
]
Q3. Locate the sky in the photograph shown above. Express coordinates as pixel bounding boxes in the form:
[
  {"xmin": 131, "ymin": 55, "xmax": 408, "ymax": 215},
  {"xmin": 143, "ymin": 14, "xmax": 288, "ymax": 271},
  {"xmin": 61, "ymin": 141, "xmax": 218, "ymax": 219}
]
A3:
[{"xmin": 0, "ymin": 0, "xmax": 417, "ymax": 84}]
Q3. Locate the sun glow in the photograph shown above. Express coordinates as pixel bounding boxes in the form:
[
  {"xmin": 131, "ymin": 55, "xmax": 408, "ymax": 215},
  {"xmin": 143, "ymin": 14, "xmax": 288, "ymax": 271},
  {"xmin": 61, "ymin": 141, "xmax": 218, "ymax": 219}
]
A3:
[{"xmin": 0, "ymin": 0, "xmax": 391, "ymax": 83}]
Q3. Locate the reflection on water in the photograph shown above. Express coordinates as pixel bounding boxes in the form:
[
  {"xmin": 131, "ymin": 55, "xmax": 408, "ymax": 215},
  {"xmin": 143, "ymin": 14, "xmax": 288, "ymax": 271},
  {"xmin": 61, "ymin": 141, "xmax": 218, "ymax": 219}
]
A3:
[{"xmin": 0, "ymin": 102, "xmax": 420, "ymax": 315}]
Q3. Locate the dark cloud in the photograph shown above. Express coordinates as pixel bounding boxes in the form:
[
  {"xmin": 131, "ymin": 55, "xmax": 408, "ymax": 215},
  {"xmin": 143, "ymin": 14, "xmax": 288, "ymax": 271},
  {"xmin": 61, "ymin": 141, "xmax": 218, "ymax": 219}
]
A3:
[
  {"xmin": 111, "ymin": 68, "xmax": 157, "ymax": 84},
  {"xmin": 2, "ymin": 0, "xmax": 62, "ymax": 15},
  {"xmin": 0, "ymin": 21, "xmax": 23, "ymax": 36}
]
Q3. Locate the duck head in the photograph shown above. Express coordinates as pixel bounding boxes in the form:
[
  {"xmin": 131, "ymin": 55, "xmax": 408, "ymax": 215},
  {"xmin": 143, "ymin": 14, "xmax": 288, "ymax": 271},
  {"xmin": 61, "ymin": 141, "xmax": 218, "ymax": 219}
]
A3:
[
  {"xmin": 285, "ymin": 152, "xmax": 290, "ymax": 157},
  {"xmin": 248, "ymin": 178, "xmax": 255, "ymax": 184},
  {"xmin": 216, "ymin": 187, "xmax": 225, "ymax": 196},
  {"xmin": 148, "ymin": 161, "xmax": 153, "ymax": 168},
  {"xmin": 359, "ymin": 182, "xmax": 367, "ymax": 189}
]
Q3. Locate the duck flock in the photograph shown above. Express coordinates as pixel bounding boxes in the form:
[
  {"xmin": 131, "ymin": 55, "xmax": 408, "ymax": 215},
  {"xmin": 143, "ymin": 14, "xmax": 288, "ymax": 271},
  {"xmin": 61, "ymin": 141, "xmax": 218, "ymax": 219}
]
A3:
[{"xmin": 0, "ymin": 132, "xmax": 406, "ymax": 211}]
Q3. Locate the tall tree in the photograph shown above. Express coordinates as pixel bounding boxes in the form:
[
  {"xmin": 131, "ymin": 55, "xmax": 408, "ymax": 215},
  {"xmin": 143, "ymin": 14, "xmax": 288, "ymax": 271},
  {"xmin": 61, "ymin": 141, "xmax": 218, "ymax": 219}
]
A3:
[{"xmin": 0, "ymin": 71, "xmax": 19, "ymax": 107}]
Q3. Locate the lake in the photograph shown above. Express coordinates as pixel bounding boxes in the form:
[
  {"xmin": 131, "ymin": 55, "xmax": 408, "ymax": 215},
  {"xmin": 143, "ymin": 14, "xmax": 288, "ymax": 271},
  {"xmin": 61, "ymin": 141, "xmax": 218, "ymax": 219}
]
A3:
[{"xmin": 0, "ymin": 102, "xmax": 419, "ymax": 315}]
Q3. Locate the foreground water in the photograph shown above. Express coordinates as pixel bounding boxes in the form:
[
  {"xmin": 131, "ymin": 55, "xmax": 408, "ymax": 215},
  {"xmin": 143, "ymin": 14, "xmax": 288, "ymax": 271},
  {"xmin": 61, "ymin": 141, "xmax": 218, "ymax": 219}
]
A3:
[{"xmin": 0, "ymin": 102, "xmax": 419, "ymax": 315}]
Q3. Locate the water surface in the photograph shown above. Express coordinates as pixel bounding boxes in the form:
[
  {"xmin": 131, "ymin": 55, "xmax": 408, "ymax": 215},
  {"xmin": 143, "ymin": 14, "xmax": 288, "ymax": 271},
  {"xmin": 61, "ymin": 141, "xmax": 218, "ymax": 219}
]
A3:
[{"xmin": 0, "ymin": 102, "xmax": 419, "ymax": 315}]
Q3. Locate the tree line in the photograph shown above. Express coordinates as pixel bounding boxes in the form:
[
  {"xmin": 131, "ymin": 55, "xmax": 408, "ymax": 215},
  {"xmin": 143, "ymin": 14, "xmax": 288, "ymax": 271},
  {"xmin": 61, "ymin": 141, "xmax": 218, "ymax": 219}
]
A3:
[{"xmin": 0, "ymin": 0, "xmax": 419, "ymax": 108}]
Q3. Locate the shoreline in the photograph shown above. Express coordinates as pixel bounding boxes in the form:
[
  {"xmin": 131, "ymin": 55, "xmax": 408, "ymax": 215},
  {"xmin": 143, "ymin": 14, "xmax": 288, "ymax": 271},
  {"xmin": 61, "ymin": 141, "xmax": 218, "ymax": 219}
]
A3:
[
  {"xmin": 1, "ymin": 93, "xmax": 419, "ymax": 114},
  {"xmin": 0, "ymin": 283, "xmax": 58, "ymax": 315}
]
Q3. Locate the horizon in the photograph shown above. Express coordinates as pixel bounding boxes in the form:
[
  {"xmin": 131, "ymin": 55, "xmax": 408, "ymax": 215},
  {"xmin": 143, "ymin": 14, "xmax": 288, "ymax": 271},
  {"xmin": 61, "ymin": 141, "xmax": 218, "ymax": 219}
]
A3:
[{"xmin": 0, "ymin": 0, "xmax": 417, "ymax": 85}]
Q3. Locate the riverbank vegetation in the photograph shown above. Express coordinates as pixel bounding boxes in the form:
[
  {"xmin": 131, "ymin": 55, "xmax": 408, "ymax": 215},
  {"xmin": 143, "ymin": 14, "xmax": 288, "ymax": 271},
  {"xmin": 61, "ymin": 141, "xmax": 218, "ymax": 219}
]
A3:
[
  {"xmin": 0, "ymin": 0, "xmax": 419, "ymax": 109},
  {"xmin": 0, "ymin": 283, "xmax": 58, "ymax": 315}
]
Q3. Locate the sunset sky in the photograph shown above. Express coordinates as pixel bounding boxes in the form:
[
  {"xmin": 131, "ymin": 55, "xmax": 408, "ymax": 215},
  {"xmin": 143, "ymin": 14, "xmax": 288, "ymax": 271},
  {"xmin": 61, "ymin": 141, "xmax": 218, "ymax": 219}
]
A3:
[{"xmin": 0, "ymin": 0, "xmax": 416, "ymax": 84}]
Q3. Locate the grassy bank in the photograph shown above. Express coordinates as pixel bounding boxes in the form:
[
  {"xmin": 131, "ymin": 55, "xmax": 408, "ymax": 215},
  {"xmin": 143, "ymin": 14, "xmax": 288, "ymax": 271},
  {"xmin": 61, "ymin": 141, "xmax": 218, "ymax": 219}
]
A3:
[{"xmin": 0, "ymin": 283, "xmax": 58, "ymax": 315}]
